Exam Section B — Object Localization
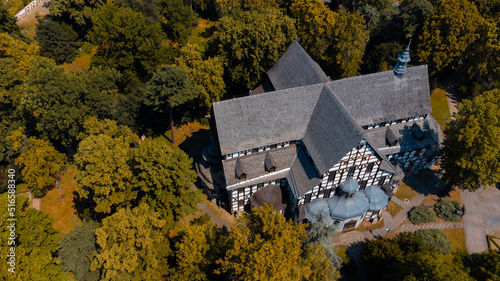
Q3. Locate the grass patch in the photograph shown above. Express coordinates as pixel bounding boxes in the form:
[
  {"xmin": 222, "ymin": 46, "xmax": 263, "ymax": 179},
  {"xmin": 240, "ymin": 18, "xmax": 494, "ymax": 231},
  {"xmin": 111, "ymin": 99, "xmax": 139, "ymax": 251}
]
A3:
[
  {"xmin": 395, "ymin": 182, "xmax": 418, "ymax": 201},
  {"xmin": 388, "ymin": 200, "xmax": 403, "ymax": 217},
  {"xmin": 357, "ymin": 219, "xmax": 385, "ymax": 232},
  {"xmin": 63, "ymin": 52, "xmax": 92, "ymax": 71},
  {"xmin": 40, "ymin": 166, "xmax": 79, "ymax": 234},
  {"xmin": 441, "ymin": 228, "xmax": 467, "ymax": 251},
  {"xmin": 157, "ymin": 121, "xmax": 209, "ymax": 147},
  {"xmin": 188, "ymin": 18, "xmax": 217, "ymax": 53},
  {"xmin": 430, "ymin": 88, "xmax": 451, "ymax": 130}
]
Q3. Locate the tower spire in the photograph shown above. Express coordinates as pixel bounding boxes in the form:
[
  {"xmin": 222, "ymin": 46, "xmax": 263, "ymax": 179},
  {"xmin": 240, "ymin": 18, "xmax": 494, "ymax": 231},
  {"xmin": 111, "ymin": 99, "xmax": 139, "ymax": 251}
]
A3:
[{"xmin": 393, "ymin": 38, "xmax": 412, "ymax": 79}]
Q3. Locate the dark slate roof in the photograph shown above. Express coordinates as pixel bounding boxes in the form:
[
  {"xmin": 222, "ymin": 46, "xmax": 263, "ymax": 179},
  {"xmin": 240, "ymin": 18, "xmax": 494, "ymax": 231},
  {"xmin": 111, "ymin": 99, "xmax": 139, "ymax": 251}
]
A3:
[
  {"xmin": 327, "ymin": 192, "xmax": 370, "ymax": 220},
  {"xmin": 235, "ymin": 158, "xmax": 245, "ymax": 178},
  {"xmin": 325, "ymin": 65, "xmax": 432, "ymax": 126},
  {"xmin": 302, "ymin": 86, "xmax": 364, "ymax": 173},
  {"xmin": 364, "ymin": 116, "xmax": 443, "ymax": 157},
  {"xmin": 289, "ymin": 145, "xmax": 322, "ymax": 196},
  {"xmin": 213, "ymin": 83, "xmax": 323, "ymax": 156},
  {"xmin": 250, "ymin": 185, "xmax": 287, "ymax": 211},
  {"xmin": 267, "ymin": 40, "xmax": 330, "ymax": 91},
  {"xmin": 363, "ymin": 186, "xmax": 389, "ymax": 210},
  {"xmin": 264, "ymin": 152, "xmax": 277, "ymax": 171},
  {"xmin": 338, "ymin": 179, "xmax": 359, "ymax": 194},
  {"xmin": 386, "ymin": 127, "xmax": 398, "ymax": 146},
  {"xmin": 223, "ymin": 145, "xmax": 298, "ymax": 188}
]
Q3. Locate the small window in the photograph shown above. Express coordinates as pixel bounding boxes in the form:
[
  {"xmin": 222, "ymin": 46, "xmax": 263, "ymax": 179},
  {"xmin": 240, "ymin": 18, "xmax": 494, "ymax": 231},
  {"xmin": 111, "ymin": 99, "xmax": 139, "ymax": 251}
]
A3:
[
  {"xmin": 359, "ymin": 180, "xmax": 368, "ymax": 190},
  {"xmin": 238, "ymin": 174, "xmax": 246, "ymax": 180},
  {"xmin": 324, "ymin": 189, "xmax": 331, "ymax": 198},
  {"xmin": 347, "ymin": 167, "xmax": 356, "ymax": 178},
  {"xmin": 328, "ymin": 171, "xmax": 336, "ymax": 182},
  {"xmin": 378, "ymin": 176, "xmax": 387, "ymax": 186},
  {"xmin": 304, "ymin": 194, "xmax": 312, "ymax": 203},
  {"xmin": 367, "ymin": 163, "xmax": 374, "ymax": 172}
]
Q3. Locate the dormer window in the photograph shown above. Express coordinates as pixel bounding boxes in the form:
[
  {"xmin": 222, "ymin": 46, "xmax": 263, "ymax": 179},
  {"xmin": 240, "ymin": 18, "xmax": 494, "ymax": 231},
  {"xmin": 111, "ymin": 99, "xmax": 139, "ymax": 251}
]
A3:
[
  {"xmin": 264, "ymin": 152, "xmax": 277, "ymax": 173},
  {"xmin": 411, "ymin": 122, "xmax": 425, "ymax": 140},
  {"xmin": 235, "ymin": 158, "xmax": 247, "ymax": 180},
  {"xmin": 386, "ymin": 127, "xmax": 398, "ymax": 147}
]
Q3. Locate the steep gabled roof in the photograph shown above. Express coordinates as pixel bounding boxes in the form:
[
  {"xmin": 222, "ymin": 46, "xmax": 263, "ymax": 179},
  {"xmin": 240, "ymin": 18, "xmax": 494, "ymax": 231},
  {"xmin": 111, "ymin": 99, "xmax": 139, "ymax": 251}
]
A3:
[
  {"xmin": 302, "ymin": 86, "xmax": 364, "ymax": 173},
  {"xmin": 325, "ymin": 65, "xmax": 432, "ymax": 126},
  {"xmin": 267, "ymin": 40, "xmax": 330, "ymax": 90},
  {"xmin": 289, "ymin": 145, "xmax": 322, "ymax": 196},
  {"xmin": 213, "ymin": 84, "xmax": 323, "ymax": 156}
]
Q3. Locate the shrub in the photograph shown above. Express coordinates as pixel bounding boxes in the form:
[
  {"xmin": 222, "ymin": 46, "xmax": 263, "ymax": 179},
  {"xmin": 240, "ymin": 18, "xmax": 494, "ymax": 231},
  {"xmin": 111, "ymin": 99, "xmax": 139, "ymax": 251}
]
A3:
[
  {"xmin": 415, "ymin": 229, "xmax": 452, "ymax": 254},
  {"xmin": 435, "ymin": 198, "xmax": 462, "ymax": 221},
  {"xmin": 409, "ymin": 205, "xmax": 435, "ymax": 225}
]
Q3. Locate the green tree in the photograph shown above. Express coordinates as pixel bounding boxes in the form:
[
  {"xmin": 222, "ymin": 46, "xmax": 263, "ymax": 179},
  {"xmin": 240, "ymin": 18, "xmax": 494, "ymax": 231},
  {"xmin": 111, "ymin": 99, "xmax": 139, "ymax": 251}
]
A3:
[
  {"xmin": 115, "ymin": 0, "xmax": 162, "ymax": 24},
  {"xmin": 211, "ymin": 9, "xmax": 297, "ymax": 89},
  {"xmin": 0, "ymin": 193, "xmax": 67, "ymax": 280},
  {"xmin": 441, "ymin": 89, "xmax": 500, "ymax": 190},
  {"xmin": 75, "ymin": 118, "xmax": 136, "ymax": 217},
  {"xmin": 417, "ymin": 0, "xmax": 484, "ymax": 75},
  {"xmin": 362, "ymin": 42, "xmax": 403, "ymax": 73},
  {"xmin": 59, "ymin": 220, "xmax": 101, "ymax": 281},
  {"xmin": 463, "ymin": 250, "xmax": 500, "ymax": 280},
  {"xmin": 35, "ymin": 19, "xmax": 79, "ymax": 64},
  {"xmin": 175, "ymin": 44, "xmax": 226, "ymax": 109},
  {"xmin": 330, "ymin": 8, "xmax": 368, "ymax": 78},
  {"xmin": 0, "ymin": 3, "xmax": 21, "ymax": 36},
  {"xmin": 0, "ymin": 33, "xmax": 38, "ymax": 91},
  {"xmin": 171, "ymin": 219, "xmax": 228, "ymax": 280},
  {"xmin": 415, "ymin": 229, "xmax": 452, "ymax": 254},
  {"xmin": 91, "ymin": 203, "xmax": 170, "ymax": 280},
  {"xmin": 7, "ymin": 130, "xmax": 66, "ymax": 197},
  {"xmin": 435, "ymin": 198, "xmax": 462, "ymax": 222},
  {"xmin": 305, "ymin": 210, "xmax": 342, "ymax": 278},
  {"xmin": 145, "ymin": 65, "xmax": 200, "ymax": 144},
  {"xmin": 290, "ymin": 0, "xmax": 337, "ymax": 59},
  {"xmin": 130, "ymin": 139, "xmax": 199, "ymax": 229},
  {"xmin": 397, "ymin": 0, "xmax": 434, "ymax": 37},
  {"xmin": 409, "ymin": 205, "xmax": 436, "ymax": 225},
  {"xmin": 160, "ymin": 0, "xmax": 197, "ymax": 44},
  {"xmin": 18, "ymin": 57, "xmax": 121, "ymax": 147},
  {"xmin": 88, "ymin": 2, "xmax": 163, "ymax": 86},
  {"xmin": 216, "ymin": 204, "xmax": 334, "ymax": 280},
  {"xmin": 50, "ymin": 0, "xmax": 105, "ymax": 37}
]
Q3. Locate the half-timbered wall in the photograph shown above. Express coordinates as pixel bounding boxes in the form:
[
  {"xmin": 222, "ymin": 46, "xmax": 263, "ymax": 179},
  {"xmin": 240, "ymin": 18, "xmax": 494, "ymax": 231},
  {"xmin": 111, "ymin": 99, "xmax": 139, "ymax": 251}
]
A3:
[
  {"xmin": 297, "ymin": 140, "xmax": 392, "ymax": 205},
  {"xmin": 387, "ymin": 148, "xmax": 436, "ymax": 173},
  {"xmin": 229, "ymin": 179, "xmax": 285, "ymax": 212}
]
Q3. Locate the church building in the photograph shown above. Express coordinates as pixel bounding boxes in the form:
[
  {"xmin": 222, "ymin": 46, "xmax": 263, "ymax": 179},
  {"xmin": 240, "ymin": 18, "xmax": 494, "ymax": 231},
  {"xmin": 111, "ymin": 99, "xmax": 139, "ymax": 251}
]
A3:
[{"xmin": 199, "ymin": 41, "xmax": 442, "ymax": 231}]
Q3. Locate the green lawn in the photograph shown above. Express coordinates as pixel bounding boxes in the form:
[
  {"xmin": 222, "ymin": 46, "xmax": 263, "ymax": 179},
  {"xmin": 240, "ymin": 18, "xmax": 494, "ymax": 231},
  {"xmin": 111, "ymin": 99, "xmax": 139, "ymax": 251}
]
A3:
[
  {"xmin": 430, "ymin": 88, "xmax": 451, "ymax": 130},
  {"xmin": 395, "ymin": 182, "xmax": 418, "ymax": 201},
  {"xmin": 441, "ymin": 228, "xmax": 467, "ymax": 251},
  {"xmin": 188, "ymin": 18, "xmax": 217, "ymax": 53}
]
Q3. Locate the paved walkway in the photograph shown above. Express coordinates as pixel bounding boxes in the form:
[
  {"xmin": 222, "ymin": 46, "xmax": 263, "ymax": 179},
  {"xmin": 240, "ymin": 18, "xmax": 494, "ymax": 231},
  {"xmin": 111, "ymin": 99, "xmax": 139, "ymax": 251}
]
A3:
[
  {"xmin": 461, "ymin": 186, "xmax": 500, "ymax": 253},
  {"xmin": 197, "ymin": 201, "xmax": 231, "ymax": 229}
]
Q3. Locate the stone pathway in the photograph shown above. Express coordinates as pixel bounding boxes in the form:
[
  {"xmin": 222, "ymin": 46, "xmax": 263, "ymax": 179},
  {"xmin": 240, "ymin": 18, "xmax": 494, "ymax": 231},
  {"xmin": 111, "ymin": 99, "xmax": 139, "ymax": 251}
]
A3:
[{"xmin": 396, "ymin": 222, "xmax": 463, "ymax": 233}]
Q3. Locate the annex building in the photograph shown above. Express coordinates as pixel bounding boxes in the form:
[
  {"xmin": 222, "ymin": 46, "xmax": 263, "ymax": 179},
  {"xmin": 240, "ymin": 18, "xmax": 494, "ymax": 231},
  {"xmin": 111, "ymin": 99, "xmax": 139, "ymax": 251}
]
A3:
[{"xmin": 199, "ymin": 41, "xmax": 442, "ymax": 231}]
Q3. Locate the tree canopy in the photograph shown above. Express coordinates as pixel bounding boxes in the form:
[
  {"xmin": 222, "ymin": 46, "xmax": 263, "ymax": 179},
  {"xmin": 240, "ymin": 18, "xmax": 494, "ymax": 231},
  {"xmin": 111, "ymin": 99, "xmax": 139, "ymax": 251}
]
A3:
[
  {"xmin": 441, "ymin": 89, "xmax": 500, "ymax": 190},
  {"xmin": 88, "ymin": 2, "xmax": 163, "ymax": 86},
  {"xmin": 0, "ymin": 193, "xmax": 67, "ymax": 280},
  {"xmin": 7, "ymin": 130, "xmax": 66, "ymax": 197},
  {"xmin": 59, "ymin": 220, "xmax": 101, "ymax": 281},
  {"xmin": 211, "ymin": 9, "xmax": 297, "ymax": 89},
  {"xmin": 216, "ymin": 204, "xmax": 335, "ymax": 280},
  {"xmin": 175, "ymin": 44, "xmax": 226, "ymax": 109},
  {"xmin": 36, "ymin": 19, "xmax": 79, "ymax": 64},
  {"xmin": 91, "ymin": 203, "xmax": 170, "ymax": 280},
  {"xmin": 417, "ymin": 0, "xmax": 484, "ymax": 74}
]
